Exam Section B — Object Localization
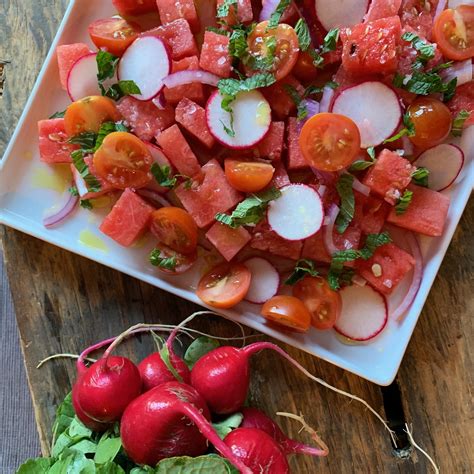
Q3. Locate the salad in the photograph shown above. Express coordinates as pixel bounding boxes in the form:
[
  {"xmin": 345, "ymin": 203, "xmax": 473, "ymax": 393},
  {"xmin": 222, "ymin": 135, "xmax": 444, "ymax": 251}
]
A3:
[{"xmin": 38, "ymin": 0, "xmax": 473, "ymax": 343}]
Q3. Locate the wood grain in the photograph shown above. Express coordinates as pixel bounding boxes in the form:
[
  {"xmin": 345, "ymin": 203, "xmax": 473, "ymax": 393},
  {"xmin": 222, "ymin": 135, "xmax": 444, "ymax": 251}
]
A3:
[{"xmin": 1, "ymin": 1, "xmax": 472, "ymax": 473}]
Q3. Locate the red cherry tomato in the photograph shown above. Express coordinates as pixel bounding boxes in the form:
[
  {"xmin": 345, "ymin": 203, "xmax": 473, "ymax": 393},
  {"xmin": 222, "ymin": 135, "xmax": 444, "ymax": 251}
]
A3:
[
  {"xmin": 292, "ymin": 51, "xmax": 319, "ymax": 81},
  {"xmin": 261, "ymin": 295, "xmax": 311, "ymax": 332},
  {"xmin": 224, "ymin": 159, "xmax": 275, "ymax": 193}
]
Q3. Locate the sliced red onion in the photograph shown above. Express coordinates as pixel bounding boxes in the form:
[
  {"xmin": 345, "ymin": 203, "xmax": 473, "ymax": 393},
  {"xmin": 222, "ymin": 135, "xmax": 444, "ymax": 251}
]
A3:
[
  {"xmin": 323, "ymin": 204, "xmax": 340, "ymax": 255},
  {"xmin": 137, "ymin": 189, "xmax": 172, "ymax": 208},
  {"xmin": 297, "ymin": 99, "xmax": 320, "ymax": 132},
  {"xmin": 401, "ymin": 135, "xmax": 415, "ymax": 156},
  {"xmin": 390, "ymin": 232, "xmax": 423, "ymax": 322},
  {"xmin": 441, "ymin": 59, "xmax": 473, "ymax": 87},
  {"xmin": 320, "ymin": 86, "xmax": 335, "ymax": 113},
  {"xmin": 152, "ymin": 93, "xmax": 167, "ymax": 110},
  {"xmin": 352, "ymin": 176, "xmax": 370, "ymax": 196},
  {"xmin": 318, "ymin": 184, "xmax": 327, "ymax": 197},
  {"xmin": 43, "ymin": 192, "xmax": 79, "ymax": 228},
  {"xmin": 260, "ymin": 0, "xmax": 281, "ymax": 21},
  {"xmin": 311, "ymin": 167, "xmax": 338, "ymax": 185},
  {"xmin": 434, "ymin": 0, "xmax": 447, "ymax": 21},
  {"xmin": 162, "ymin": 70, "xmax": 220, "ymax": 89}
]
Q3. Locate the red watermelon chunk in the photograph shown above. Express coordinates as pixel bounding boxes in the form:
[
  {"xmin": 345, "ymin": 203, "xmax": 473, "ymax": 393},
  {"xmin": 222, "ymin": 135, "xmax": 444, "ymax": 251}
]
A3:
[
  {"xmin": 175, "ymin": 98, "xmax": 215, "ymax": 148},
  {"xmin": 364, "ymin": 0, "xmax": 402, "ymax": 22},
  {"xmin": 387, "ymin": 184, "xmax": 450, "ymax": 237},
  {"xmin": 117, "ymin": 97, "xmax": 175, "ymax": 142},
  {"xmin": 206, "ymin": 222, "xmax": 251, "ymax": 261},
  {"xmin": 163, "ymin": 56, "xmax": 206, "ymax": 105},
  {"xmin": 143, "ymin": 19, "xmax": 198, "ymax": 60},
  {"xmin": 270, "ymin": 162, "xmax": 291, "ymax": 189},
  {"xmin": 287, "ymin": 117, "xmax": 308, "ymax": 170},
  {"xmin": 113, "ymin": 0, "xmax": 157, "ymax": 15},
  {"xmin": 356, "ymin": 243, "xmax": 415, "ymax": 294},
  {"xmin": 155, "ymin": 124, "xmax": 201, "ymax": 177},
  {"xmin": 100, "ymin": 189, "xmax": 154, "ymax": 246},
  {"xmin": 199, "ymin": 31, "xmax": 232, "ymax": 78},
  {"xmin": 251, "ymin": 220, "xmax": 302, "ymax": 260},
  {"xmin": 56, "ymin": 43, "xmax": 91, "ymax": 90},
  {"xmin": 156, "ymin": 0, "xmax": 200, "ymax": 32},
  {"xmin": 363, "ymin": 149, "xmax": 416, "ymax": 205},
  {"xmin": 400, "ymin": 0, "xmax": 437, "ymax": 40},
  {"xmin": 254, "ymin": 122, "xmax": 284, "ymax": 161},
  {"xmin": 175, "ymin": 159, "xmax": 243, "ymax": 228},
  {"xmin": 216, "ymin": 0, "xmax": 253, "ymax": 24},
  {"xmin": 354, "ymin": 191, "xmax": 390, "ymax": 235},
  {"xmin": 38, "ymin": 119, "xmax": 76, "ymax": 164},
  {"xmin": 447, "ymin": 81, "xmax": 474, "ymax": 127},
  {"xmin": 263, "ymin": 75, "xmax": 303, "ymax": 119}
]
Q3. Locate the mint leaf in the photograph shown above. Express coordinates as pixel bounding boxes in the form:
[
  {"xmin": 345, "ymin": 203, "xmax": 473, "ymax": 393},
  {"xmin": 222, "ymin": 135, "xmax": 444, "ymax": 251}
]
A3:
[
  {"xmin": 71, "ymin": 150, "xmax": 101, "ymax": 193},
  {"xmin": 102, "ymin": 80, "xmax": 141, "ymax": 101},
  {"xmin": 294, "ymin": 18, "xmax": 311, "ymax": 51},
  {"xmin": 184, "ymin": 336, "xmax": 220, "ymax": 369},
  {"xmin": 285, "ymin": 259, "xmax": 319, "ymax": 285},
  {"xmin": 217, "ymin": 0, "xmax": 238, "ymax": 18},
  {"xmin": 212, "ymin": 413, "xmax": 243, "ymax": 440},
  {"xmin": 149, "ymin": 249, "xmax": 177, "ymax": 270},
  {"xmin": 268, "ymin": 0, "xmax": 291, "ymax": 28},
  {"xmin": 335, "ymin": 174, "xmax": 355, "ymax": 233},
  {"xmin": 49, "ymin": 110, "xmax": 66, "ymax": 119},
  {"xmin": 411, "ymin": 167, "xmax": 429, "ymax": 187},
  {"xmin": 96, "ymin": 50, "xmax": 119, "ymax": 82},
  {"xmin": 218, "ymin": 73, "xmax": 276, "ymax": 99},
  {"xmin": 384, "ymin": 112, "xmax": 415, "ymax": 143},
  {"xmin": 68, "ymin": 186, "xmax": 79, "ymax": 197},
  {"xmin": 320, "ymin": 28, "xmax": 340, "ymax": 54},
  {"xmin": 401, "ymin": 31, "xmax": 435, "ymax": 69},
  {"xmin": 80, "ymin": 199, "xmax": 93, "ymax": 210},
  {"xmin": 229, "ymin": 27, "xmax": 248, "ymax": 59},
  {"xmin": 393, "ymin": 70, "xmax": 457, "ymax": 101},
  {"xmin": 68, "ymin": 131, "xmax": 97, "ymax": 149},
  {"xmin": 395, "ymin": 189, "xmax": 413, "ymax": 215},
  {"xmin": 351, "ymin": 147, "xmax": 376, "ymax": 170},
  {"xmin": 206, "ymin": 26, "xmax": 229, "ymax": 36},
  {"xmin": 151, "ymin": 163, "xmax": 177, "ymax": 189},
  {"xmin": 283, "ymin": 84, "xmax": 307, "ymax": 120},
  {"xmin": 452, "ymin": 109, "xmax": 471, "ymax": 137}
]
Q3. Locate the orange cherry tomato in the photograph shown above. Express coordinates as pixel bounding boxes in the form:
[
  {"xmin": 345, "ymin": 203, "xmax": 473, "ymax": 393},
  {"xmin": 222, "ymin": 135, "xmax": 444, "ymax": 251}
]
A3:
[
  {"xmin": 151, "ymin": 243, "xmax": 197, "ymax": 275},
  {"xmin": 407, "ymin": 97, "xmax": 452, "ymax": 150},
  {"xmin": 93, "ymin": 132, "xmax": 153, "ymax": 189},
  {"xmin": 197, "ymin": 262, "xmax": 251, "ymax": 309},
  {"xmin": 432, "ymin": 6, "xmax": 474, "ymax": 61},
  {"xmin": 150, "ymin": 207, "xmax": 198, "ymax": 255},
  {"xmin": 246, "ymin": 21, "xmax": 300, "ymax": 81},
  {"xmin": 299, "ymin": 113, "xmax": 361, "ymax": 171},
  {"xmin": 64, "ymin": 96, "xmax": 121, "ymax": 136},
  {"xmin": 261, "ymin": 295, "xmax": 311, "ymax": 332},
  {"xmin": 292, "ymin": 51, "xmax": 319, "ymax": 81},
  {"xmin": 88, "ymin": 17, "xmax": 140, "ymax": 57},
  {"xmin": 224, "ymin": 159, "xmax": 275, "ymax": 193},
  {"xmin": 292, "ymin": 277, "xmax": 341, "ymax": 330}
]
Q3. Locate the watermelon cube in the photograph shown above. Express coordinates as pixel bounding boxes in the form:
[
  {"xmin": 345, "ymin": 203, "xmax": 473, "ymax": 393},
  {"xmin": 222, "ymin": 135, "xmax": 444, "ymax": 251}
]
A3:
[
  {"xmin": 216, "ymin": 0, "xmax": 253, "ymax": 24},
  {"xmin": 263, "ymin": 75, "xmax": 303, "ymax": 119},
  {"xmin": 38, "ymin": 119, "xmax": 76, "ymax": 164},
  {"xmin": 341, "ymin": 16, "xmax": 401, "ymax": 75},
  {"xmin": 287, "ymin": 118, "xmax": 307, "ymax": 170},
  {"xmin": 354, "ymin": 191, "xmax": 390, "ymax": 235},
  {"xmin": 364, "ymin": 0, "xmax": 402, "ymax": 22},
  {"xmin": 400, "ymin": 0, "xmax": 436, "ymax": 40},
  {"xmin": 156, "ymin": 0, "xmax": 200, "ymax": 32},
  {"xmin": 250, "ymin": 220, "xmax": 302, "ymax": 260},
  {"xmin": 447, "ymin": 81, "xmax": 474, "ymax": 127},
  {"xmin": 206, "ymin": 222, "xmax": 251, "ymax": 261},
  {"xmin": 199, "ymin": 31, "xmax": 232, "ymax": 78},
  {"xmin": 143, "ymin": 19, "xmax": 198, "ymax": 60},
  {"xmin": 254, "ymin": 122, "xmax": 284, "ymax": 161},
  {"xmin": 363, "ymin": 149, "xmax": 415, "ymax": 204},
  {"xmin": 117, "ymin": 97, "xmax": 175, "ymax": 142},
  {"xmin": 155, "ymin": 124, "xmax": 201, "ymax": 177},
  {"xmin": 175, "ymin": 98, "xmax": 215, "ymax": 148},
  {"xmin": 270, "ymin": 162, "xmax": 291, "ymax": 189},
  {"xmin": 163, "ymin": 56, "xmax": 206, "ymax": 105},
  {"xmin": 387, "ymin": 184, "xmax": 450, "ymax": 237},
  {"xmin": 356, "ymin": 243, "xmax": 415, "ymax": 294},
  {"xmin": 113, "ymin": 0, "xmax": 157, "ymax": 16},
  {"xmin": 56, "ymin": 43, "xmax": 90, "ymax": 90},
  {"xmin": 175, "ymin": 159, "xmax": 242, "ymax": 228},
  {"xmin": 100, "ymin": 189, "xmax": 154, "ymax": 246}
]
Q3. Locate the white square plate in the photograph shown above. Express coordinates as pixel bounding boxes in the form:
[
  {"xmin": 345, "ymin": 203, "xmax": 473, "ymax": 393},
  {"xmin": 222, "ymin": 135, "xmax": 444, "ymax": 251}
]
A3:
[{"xmin": 1, "ymin": 0, "xmax": 473, "ymax": 385}]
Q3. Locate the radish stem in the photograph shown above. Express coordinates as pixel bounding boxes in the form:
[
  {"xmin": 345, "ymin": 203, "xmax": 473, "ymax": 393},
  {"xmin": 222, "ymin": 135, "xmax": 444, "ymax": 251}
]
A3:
[{"xmin": 404, "ymin": 424, "xmax": 440, "ymax": 473}]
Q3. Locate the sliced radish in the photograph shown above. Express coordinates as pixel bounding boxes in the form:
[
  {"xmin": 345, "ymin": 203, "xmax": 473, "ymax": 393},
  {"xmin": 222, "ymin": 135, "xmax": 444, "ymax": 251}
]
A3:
[
  {"xmin": 267, "ymin": 184, "xmax": 324, "ymax": 241},
  {"xmin": 162, "ymin": 70, "xmax": 220, "ymax": 88},
  {"xmin": 331, "ymin": 81, "xmax": 402, "ymax": 148},
  {"xmin": 319, "ymin": 85, "xmax": 335, "ymax": 113},
  {"xmin": 244, "ymin": 257, "xmax": 280, "ymax": 304},
  {"xmin": 206, "ymin": 90, "xmax": 271, "ymax": 149},
  {"xmin": 448, "ymin": 0, "xmax": 474, "ymax": 7},
  {"xmin": 118, "ymin": 36, "xmax": 170, "ymax": 101},
  {"xmin": 335, "ymin": 285, "xmax": 388, "ymax": 341},
  {"xmin": 414, "ymin": 143, "xmax": 464, "ymax": 191},
  {"xmin": 67, "ymin": 53, "xmax": 102, "ymax": 101},
  {"xmin": 315, "ymin": 0, "xmax": 368, "ymax": 31}
]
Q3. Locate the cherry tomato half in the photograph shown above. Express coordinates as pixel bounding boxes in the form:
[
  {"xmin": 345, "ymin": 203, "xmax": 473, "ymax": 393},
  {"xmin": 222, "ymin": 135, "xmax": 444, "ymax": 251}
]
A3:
[
  {"xmin": 64, "ymin": 96, "xmax": 121, "ymax": 136},
  {"xmin": 292, "ymin": 51, "xmax": 319, "ymax": 82},
  {"xmin": 407, "ymin": 97, "xmax": 452, "ymax": 150},
  {"xmin": 151, "ymin": 243, "xmax": 197, "ymax": 275},
  {"xmin": 197, "ymin": 262, "xmax": 251, "ymax": 309},
  {"xmin": 432, "ymin": 6, "xmax": 474, "ymax": 61},
  {"xmin": 246, "ymin": 21, "xmax": 300, "ymax": 81},
  {"xmin": 150, "ymin": 207, "xmax": 198, "ymax": 255},
  {"xmin": 299, "ymin": 113, "xmax": 361, "ymax": 171},
  {"xmin": 261, "ymin": 295, "xmax": 311, "ymax": 332},
  {"xmin": 224, "ymin": 159, "xmax": 275, "ymax": 193},
  {"xmin": 93, "ymin": 132, "xmax": 153, "ymax": 189},
  {"xmin": 292, "ymin": 277, "xmax": 341, "ymax": 330},
  {"xmin": 88, "ymin": 17, "xmax": 140, "ymax": 57}
]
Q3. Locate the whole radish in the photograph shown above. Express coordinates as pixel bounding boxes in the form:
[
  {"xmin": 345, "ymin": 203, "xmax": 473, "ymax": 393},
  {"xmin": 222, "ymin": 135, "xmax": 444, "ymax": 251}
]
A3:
[
  {"xmin": 120, "ymin": 381, "xmax": 253, "ymax": 473},
  {"xmin": 224, "ymin": 428, "xmax": 290, "ymax": 474},
  {"xmin": 240, "ymin": 407, "xmax": 328, "ymax": 457}
]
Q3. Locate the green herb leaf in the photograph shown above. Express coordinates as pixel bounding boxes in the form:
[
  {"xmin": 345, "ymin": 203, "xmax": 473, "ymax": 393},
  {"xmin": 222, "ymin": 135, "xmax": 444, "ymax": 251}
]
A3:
[
  {"xmin": 94, "ymin": 434, "xmax": 122, "ymax": 464},
  {"xmin": 151, "ymin": 163, "xmax": 177, "ymax": 189},
  {"xmin": 49, "ymin": 110, "xmax": 66, "ymax": 119},
  {"xmin": 218, "ymin": 73, "xmax": 276, "ymax": 98},
  {"xmin": 335, "ymin": 174, "xmax": 355, "ymax": 233},
  {"xmin": 215, "ymin": 187, "xmax": 281, "ymax": 228},
  {"xmin": 367, "ymin": 146, "xmax": 376, "ymax": 160},
  {"xmin": 96, "ymin": 462, "xmax": 126, "ymax": 474},
  {"xmin": 350, "ymin": 147, "xmax": 376, "ymax": 170},
  {"xmin": 395, "ymin": 189, "xmax": 413, "ymax": 215},
  {"xmin": 320, "ymin": 28, "xmax": 340, "ymax": 54},
  {"xmin": 401, "ymin": 31, "xmax": 435, "ymax": 69},
  {"xmin": 16, "ymin": 458, "xmax": 53, "ymax": 474},
  {"xmin": 268, "ymin": 0, "xmax": 291, "ymax": 28},
  {"xmin": 96, "ymin": 50, "xmax": 119, "ymax": 82},
  {"xmin": 430, "ymin": 61, "xmax": 453, "ymax": 73},
  {"xmin": 102, "ymin": 80, "xmax": 141, "ymax": 101},
  {"xmin": 411, "ymin": 167, "xmax": 429, "ymax": 187},
  {"xmin": 68, "ymin": 186, "xmax": 79, "ymax": 197},
  {"xmin": 184, "ymin": 336, "xmax": 220, "ymax": 369},
  {"xmin": 452, "ymin": 109, "xmax": 471, "ymax": 137},
  {"xmin": 159, "ymin": 344, "xmax": 184, "ymax": 383},
  {"xmin": 149, "ymin": 248, "xmax": 177, "ymax": 270},
  {"xmin": 384, "ymin": 112, "xmax": 415, "ymax": 143},
  {"xmin": 206, "ymin": 26, "xmax": 230, "ymax": 36},
  {"xmin": 155, "ymin": 454, "xmax": 235, "ymax": 473},
  {"xmin": 68, "ymin": 131, "xmax": 97, "ymax": 149},
  {"xmin": 212, "ymin": 413, "xmax": 243, "ymax": 440},
  {"xmin": 80, "ymin": 199, "xmax": 93, "ymax": 210},
  {"xmin": 294, "ymin": 18, "xmax": 311, "ymax": 51},
  {"xmin": 70, "ymin": 150, "xmax": 102, "ymax": 193},
  {"xmin": 217, "ymin": 0, "xmax": 238, "ymax": 18},
  {"xmin": 393, "ymin": 70, "xmax": 457, "ymax": 101},
  {"xmin": 51, "ymin": 393, "xmax": 75, "ymax": 447},
  {"xmin": 285, "ymin": 259, "xmax": 319, "ymax": 285},
  {"xmin": 283, "ymin": 84, "xmax": 308, "ymax": 120},
  {"xmin": 229, "ymin": 27, "xmax": 248, "ymax": 59}
]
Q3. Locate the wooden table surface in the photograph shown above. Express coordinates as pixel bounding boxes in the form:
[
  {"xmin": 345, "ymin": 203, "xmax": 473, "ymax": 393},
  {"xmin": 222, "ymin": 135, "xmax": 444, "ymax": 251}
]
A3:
[{"xmin": 1, "ymin": 1, "xmax": 473, "ymax": 473}]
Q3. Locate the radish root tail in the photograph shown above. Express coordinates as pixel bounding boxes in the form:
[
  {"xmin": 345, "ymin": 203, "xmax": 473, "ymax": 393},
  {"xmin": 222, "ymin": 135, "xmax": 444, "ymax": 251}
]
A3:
[
  {"xmin": 276, "ymin": 411, "xmax": 329, "ymax": 456},
  {"xmin": 36, "ymin": 353, "xmax": 96, "ymax": 369},
  {"xmin": 404, "ymin": 423, "xmax": 440, "ymax": 473}
]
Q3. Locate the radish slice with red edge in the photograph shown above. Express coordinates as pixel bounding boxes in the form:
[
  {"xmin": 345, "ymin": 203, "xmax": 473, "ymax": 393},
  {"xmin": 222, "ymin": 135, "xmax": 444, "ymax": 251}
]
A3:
[
  {"xmin": 67, "ymin": 53, "xmax": 103, "ymax": 101},
  {"xmin": 335, "ymin": 285, "xmax": 388, "ymax": 341},
  {"xmin": 414, "ymin": 143, "xmax": 464, "ymax": 191},
  {"xmin": 352, "ymin": 176, "xmax": 370, "ymax": 196},
  {"xmin": 323, "ymin": 204, "xmax": 339, "ymax": 255},
  {"xmin": 206, "ymin": 90, "xmax": 272, "ymax": 149},
  {"xmin": 331, "ymin": 81, "xmax": 402, "ymax": 148},
  {"xmin": 315, "ymin": 0, "xmax": 369, "ymax": 30},
  {"xmin": 319, "ymin": 86, "xmax": 335, "ymax": 113},
  {"xmin": 267, "ymin": 184, "xmax": 324, "ymax": 241},
  {"xmin": 260, "ymin": 0, "xmax": 280, "ymax": 21},
  {"xmin": 43, "ymin": 192, "xmax": 79, "ymax": 228},
  {"xmin": 244, "ymin": 257, "xmax": 280, "ymax": 304},
  {"xmin": 163, "ymin": 70, "xmax": 221, "ymax": 88},
  {"xmin": 118, "ymin": 36, "xmax": 170, "ymax": 101}
]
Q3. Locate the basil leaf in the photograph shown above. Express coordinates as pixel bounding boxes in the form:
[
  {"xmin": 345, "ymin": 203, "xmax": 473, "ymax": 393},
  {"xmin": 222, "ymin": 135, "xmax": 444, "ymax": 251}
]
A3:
[
  {"xmin": 68, "ymin": 131, "xmax": 97, "ymax": 149},
  {"xmin": 151, "ymin": 163, "xmax": 177, "ymax": 189},
  {"xmin": 184, "ymin": 336, "xmax": 220, "ymax": 369},
  {"xmin": 49, "ymin": 110, "xmax": 66, "ymax": 119},
  {"xmin": 149, "ymin": 248, "xmax": 177, "ymax": 270},
  {"xmin": 320, "ymin": 28, "xmax": 340, "ymax": 54},
  {"xmin": 268, "ymin": 0, "xmax": 291, "ymax": 28},
  {"xmin": 411, "ymin": 167, "xmax": 429, "ymax": 187},
  {"xmin": 285, "ymin": 259, "xmax": 319, "ymax": 285},
  {"xmin": 212, "ymin": 413, "xmax": 243, "ymax": 440},
  {"xmin": 452, "ymin": 109, "xmax": 471, "ymax": 137},
  {"xmin": 395, "ymin": 189, "xmax": 413, "ymax": 215},
  {"xmin": 96, "ymin": 50, "xmax": 119, "ymax": 82},
  {"xmin": 393, "ymin": 70, "xmax": 457, "ymax": 101}
]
